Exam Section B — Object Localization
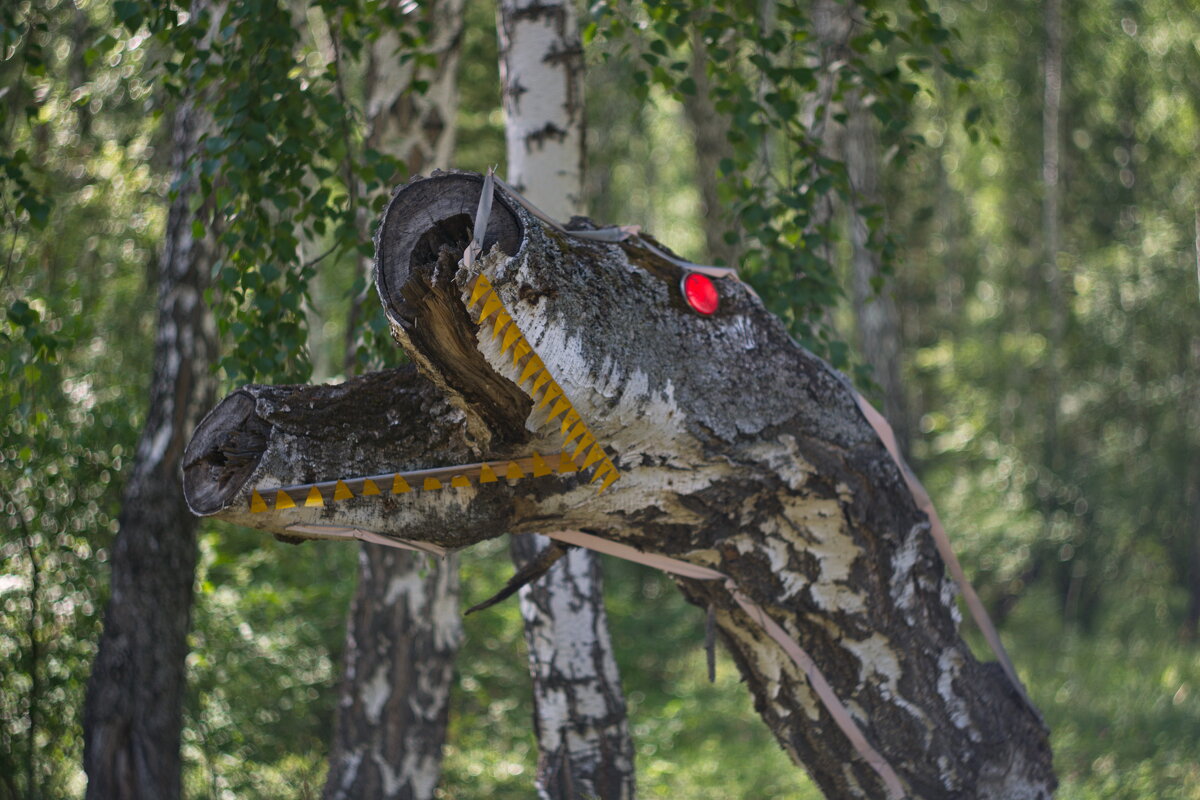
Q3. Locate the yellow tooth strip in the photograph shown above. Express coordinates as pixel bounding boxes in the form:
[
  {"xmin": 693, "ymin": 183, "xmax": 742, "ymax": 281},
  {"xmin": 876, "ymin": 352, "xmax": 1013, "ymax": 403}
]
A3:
[
  {"xmin": 463, "ymin": 273, "xmax": 620, "ymax": 493},
  {"xmin": 244, "ymin": 272, "xmax": 628, "ymax": 515}
]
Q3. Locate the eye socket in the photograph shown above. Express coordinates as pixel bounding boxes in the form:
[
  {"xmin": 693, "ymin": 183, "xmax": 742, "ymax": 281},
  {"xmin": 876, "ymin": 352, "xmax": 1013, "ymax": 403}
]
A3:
[{"xmin": 681, "ymin": 272, "xmax": 719, "ymax": 315}]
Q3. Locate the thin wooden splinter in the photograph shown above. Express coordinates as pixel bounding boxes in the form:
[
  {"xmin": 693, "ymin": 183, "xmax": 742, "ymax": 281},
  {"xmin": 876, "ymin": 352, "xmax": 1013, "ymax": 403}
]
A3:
[{"xmin": 464, "ymin": 540, "xmax": 575, "ymax": 615}]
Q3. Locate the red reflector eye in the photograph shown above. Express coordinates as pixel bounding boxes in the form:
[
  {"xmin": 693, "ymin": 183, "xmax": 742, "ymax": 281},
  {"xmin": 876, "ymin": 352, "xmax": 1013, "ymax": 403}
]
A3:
[{"xmin": 682, "ymin": 272, "xmax": 719, "ymax": 315}]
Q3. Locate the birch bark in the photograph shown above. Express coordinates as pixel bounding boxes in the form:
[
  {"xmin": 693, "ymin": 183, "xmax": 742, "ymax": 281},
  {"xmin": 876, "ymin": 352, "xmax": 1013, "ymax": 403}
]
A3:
[
  {"xmin": 497, "ymin": 3, "xmax": 635, "ymax": 797},
  {"xmin": 324, "ymin": 3, "xmax": 465, "ymax": 797},
  {"xmin": 83, "ymin": 96, "xmax": 217, "ymax": 800}
]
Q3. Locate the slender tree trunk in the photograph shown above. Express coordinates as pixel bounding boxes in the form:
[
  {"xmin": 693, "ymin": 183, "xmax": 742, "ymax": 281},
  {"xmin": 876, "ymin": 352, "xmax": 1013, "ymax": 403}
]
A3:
[
  {"xmin": 497, "ymin": 4, "xmax": 635, "ymax": 798},
  {"xmin": 846, "ymin": 93, "xmax": 910, "ymax": 456},
  {"xmin": 682, "ymin": 31, "xmax": 739, "ymax": 268},
  {"xmin": 1040, "ymin": 0, "xmax": 1077, "ymax": 620},
  {"xmin": 324, "ymin": 546, "xmax": 463, "ymax": 800},
  {"xmin": 185, "ymin": 171, "xmax": 1056, "ymax": 799},
  {"xmin": 1186, "ymin": 213, "xmax": 1200, "ymax": 639},
  {"xmin": 510, "ymin": 536, "xmax": 635, "ymax": 799},
  {"xmin": 83, "ymin": 96, "xmax": 217, "ymax": 800},
  {"xmin": 325, "ymin": 3, "xmax": 465, "ymax": 798}
]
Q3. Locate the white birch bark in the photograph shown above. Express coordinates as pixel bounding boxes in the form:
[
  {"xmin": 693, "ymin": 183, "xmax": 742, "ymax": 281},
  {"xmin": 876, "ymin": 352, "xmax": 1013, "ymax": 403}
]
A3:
[
  {"xmin": 498, "ymin": 3, "xmax": 635, "ymax": 797},
  {"xmin": 497, "ymin": 0, "xmax": 586, "ymax": 216}
]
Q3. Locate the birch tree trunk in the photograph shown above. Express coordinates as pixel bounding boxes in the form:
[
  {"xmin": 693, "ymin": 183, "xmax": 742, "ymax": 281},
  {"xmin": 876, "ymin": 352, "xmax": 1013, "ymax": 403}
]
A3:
[
  {"xmin": 185, "ymin": 172, "xmax": 1056, "ymax": 799},
  {"xmin": 83, "ymin": 96, "xmax": 217, "ymax": 800},
  {"xmin": 324, "ymin": 4, "xmax": 465, "ymax": 797},
  {"xmin": 497, "ymin": 3, "xmax": 635, "ymax": 797}
]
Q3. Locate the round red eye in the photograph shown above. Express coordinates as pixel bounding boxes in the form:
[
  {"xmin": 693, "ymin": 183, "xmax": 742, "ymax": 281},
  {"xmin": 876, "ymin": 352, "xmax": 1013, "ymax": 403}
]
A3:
[{"xmin": 682, "ymin": 272, "xmax": 719, "ymax": 315}]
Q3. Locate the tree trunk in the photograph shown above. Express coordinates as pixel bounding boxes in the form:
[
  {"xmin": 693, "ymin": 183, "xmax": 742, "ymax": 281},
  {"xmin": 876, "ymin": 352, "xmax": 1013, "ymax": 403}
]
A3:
[
  {"xmin": 510, "ymin": 536, "xmax": 635, "ymax": 799},
  {"xmin": 845, "ymin": 93, "xmax": 911, "ymax": 457},
  {"xmin": 325, "ymin": 3, "xmax": 466, "ymax": 797},
  {"xmin": 681, "ymin": 30, "xmax": 739, "ymax": 268},
  {"xmin": 324, "ymin": 545, "xmax": 463, "ymax": 800},
  {"xmin": 498, "ymin": 4, "xmax": 635, "ymax": 797},
  {"xmin": 497, "ymin": 0, "xmax": 584, "ymax": 212},
  {"xmin": 185, "ymin": 172, "xmax": 1056, "ymax": 799},
  {"xmin": 83, "ymin": 96, "xmax": 217, "ymax": 800}
]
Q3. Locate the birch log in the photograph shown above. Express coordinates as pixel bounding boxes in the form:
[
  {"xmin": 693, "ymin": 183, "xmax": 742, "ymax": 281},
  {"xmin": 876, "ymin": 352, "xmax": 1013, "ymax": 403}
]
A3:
[{"xmin": 185, "ymin": 172, "xmax": 1055, "ymax": 800}]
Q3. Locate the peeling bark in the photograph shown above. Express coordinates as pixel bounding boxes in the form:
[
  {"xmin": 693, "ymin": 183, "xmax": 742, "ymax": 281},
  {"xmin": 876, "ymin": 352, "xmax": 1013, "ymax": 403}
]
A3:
[
  {"xmin": 186, "ymin": 172, "xmax": 1055, "ymax": 799},
  {"xmin": 84, "ymin": 96, "xmax": 217, "ymax": 800}
]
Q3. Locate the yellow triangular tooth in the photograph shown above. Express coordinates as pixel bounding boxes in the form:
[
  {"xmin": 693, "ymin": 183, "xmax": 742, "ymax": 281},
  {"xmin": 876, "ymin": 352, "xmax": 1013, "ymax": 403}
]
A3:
[
  {"xmin": 511, "ymin": 340, "xmax": 531, "ymax": 367},
  {"xmin": 468, "ymin": 275, "xmax": 492, "ymax": 307},
  {"xmin": 275, "ymin": 491, "xmax": 296, "ymax": 510},
  {"xmin": 564, "ymin": 421, "xmax": 586, "ymax": 446},
  {"xmin": 333, "ymin": 480, "xmax": 353, "ymax": 501},
  {"xmin": 558, "ymin": 452, "xmax": 579, "ymax": 473},
  {"xmin": 582, "ymin": 443, "xmax": 606, "ymax": 469},
  {"xmin": 505, "ymin": 461, "xmax": 525, "ymax": 480},
  {"xmin": 537, "ymin": 382, "xmax": 562, "ymax": 409},
  {"xmin": 531, "ymin": 369, "xmax": 552, "ymax": 396},
  {"xmin": 392, "ymin": 474, "xmax": 411, "ymax": 494},
  {"xmin": 518, "ymin": 356, "xmax": 544, "ymax": 386},
  {"xmin": 451, "ymin": 474, "xmax": 471, "ymax": 488},
  {"xmin": 598, "ymin": 468, "xmax": 620, "ymax": 493},
  {"xmin": 479, "ymin": 463, "xmax": 499, "ymax": 483},
  {"xmin": 250, "ymin": 490, "xmax": 268, "ymax": 513},
  {"xmin": 560, "ymin": 409, "xmax": 580, "ymax": 435},
  {"xmin": 491, "ymin": 311, "xmax": 512, "ymax": 340},
  {"xmin": 572, "ymin": 433, "xmax": 595, "ymax": 462},
  {"xmin": 423, "ymin": 477, "xmax": 443, "ymax": 491},
  {"xmin": 546, "ymin": 397, "xmax": 571, "ymax": 423},
  {"xmin": 305, "ymin": 486, "xmax": 325, "ymax": 507},
  {"xmin": 531, "ymin": 452, "xmax": 552, "ymax": 477},
  {"xmin": 361, "ymin": 479, "xmax": 381, "ymax": 496},
  {"xmin": 500, "ymin": 325, "xmax": 521, "ymax": 355},
  {"xmin": 479, "ymin": 293, "xmax": 503, "ymax": 322},
  {"xmin": 590, "ymin": 461, "xmax": 613, "ymax": 484}
]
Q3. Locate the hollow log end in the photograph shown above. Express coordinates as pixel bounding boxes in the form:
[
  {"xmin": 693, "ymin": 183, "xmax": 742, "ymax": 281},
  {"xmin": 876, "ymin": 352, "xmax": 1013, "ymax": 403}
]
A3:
[
  {"xmin": 374, "ymin": 170, "xmax": 523, "ymax": 324},
  {"xmin": 182, "ymin": 391, "xmax": 267, "ymax": 516}
]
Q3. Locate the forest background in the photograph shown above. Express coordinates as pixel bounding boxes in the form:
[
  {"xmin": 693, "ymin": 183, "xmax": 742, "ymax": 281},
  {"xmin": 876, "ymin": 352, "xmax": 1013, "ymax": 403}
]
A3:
[{"xmin": 2, "ymin": 0, "xmax": 1199, "ymax": 798}]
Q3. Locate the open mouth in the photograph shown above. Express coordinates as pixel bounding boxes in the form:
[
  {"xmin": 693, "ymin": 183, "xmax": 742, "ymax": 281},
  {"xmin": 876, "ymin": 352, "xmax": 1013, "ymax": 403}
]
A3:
[
  {"xmin": 182, "ymin": 171, "xmax": 621, "ymax": 552},
  {"xmin": 244, "ymin": 271, "xmax": 621, "ymax": 513}
]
